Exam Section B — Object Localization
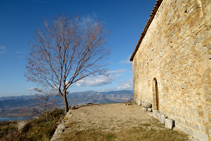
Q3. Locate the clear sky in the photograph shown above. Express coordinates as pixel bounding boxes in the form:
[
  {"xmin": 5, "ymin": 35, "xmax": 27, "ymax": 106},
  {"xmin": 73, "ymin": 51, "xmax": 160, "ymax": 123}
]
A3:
[{"xmin": 0, "ymin": 0, "xmax": 156, "ymax": 96}]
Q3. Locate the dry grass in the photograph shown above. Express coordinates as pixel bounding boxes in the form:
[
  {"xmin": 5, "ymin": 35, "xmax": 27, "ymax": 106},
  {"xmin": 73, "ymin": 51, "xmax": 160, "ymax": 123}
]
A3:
[
  {"xmin": 59, "ymin": 118, "xmax": 187, "ymax": 141},
  {"xmin": 0, "ymin": 121, "xmax": 18, "ymax": 141},
  {"xmin": 55, "ymin": 104, "xmax": 188, "ymax": 141},
  {"xmin": 1, "ymin": 104, "xmax": 188, "ymax": 141},
  {"xmin": 0, "ymin": 108, "xmax": 65, "ymax": 141},
  {"xmin": 60, "ymin": 129, "xmax": 117, "ymax": 141},
  {"xmin": 59, "ymin": 126, "xmax": 187, "ymax": 141}
]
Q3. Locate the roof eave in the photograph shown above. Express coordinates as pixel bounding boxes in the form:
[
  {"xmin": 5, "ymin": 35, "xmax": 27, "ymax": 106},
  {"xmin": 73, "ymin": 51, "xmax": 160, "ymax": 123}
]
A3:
[{"xmin": 130, "ymin": 0, "xmax": 163, "ymax": 61}]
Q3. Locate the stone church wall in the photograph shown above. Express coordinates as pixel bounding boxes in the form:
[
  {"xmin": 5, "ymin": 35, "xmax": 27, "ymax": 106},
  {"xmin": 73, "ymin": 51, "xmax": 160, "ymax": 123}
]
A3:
[{"xmin": 132, "ymin": 0, "xmax": 211, "ymax": 140}]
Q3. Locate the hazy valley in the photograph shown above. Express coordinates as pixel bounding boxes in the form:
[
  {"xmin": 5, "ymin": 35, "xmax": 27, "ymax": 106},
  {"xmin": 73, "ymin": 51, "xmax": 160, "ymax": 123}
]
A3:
[{"xmin": 0, "ymin": 90, "xmax": 133, "ymax": 117}]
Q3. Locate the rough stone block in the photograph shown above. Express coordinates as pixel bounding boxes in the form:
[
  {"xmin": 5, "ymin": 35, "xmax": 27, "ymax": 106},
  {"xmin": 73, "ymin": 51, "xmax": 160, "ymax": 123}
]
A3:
[
  {"xmin": 184, "ymin": 127, "xmax": 189, "ymax": 135},
  {"xmin": 197, "ymin": 119, "xmax": 202, "ymax": 124},
  {"xmin": 209, "ymin": 126, "xmax": 211, "ymax": 136},
  {"xmin": 190, "ymin": 122, "xmax": 195, "ymax": 129},
  {"xmin": 184, "ymin": 127, "xmax": 193, "ymax": 136},
  {"xmin": 190, "ymin": 116, "xmax": 194, "ymax": 122},
  {"xmin": 175, "ymin": 123, "xmax": 182, "ymax": 129},
  {"xmin": 192, "ymin": 130, "xmax": 208, "ymax": 141},
  {"xmin": 193, "ymin": 109, "xmax": 199, "ymax": 117},
  {"xmin": 17, "ymin": 121, "xmax": 28, "ymax": 132},
  {"xmin": 200, "ymin": 125, "xmax": 206, "ymax": 133},
  {"xmin": 160, "ymin": 114, "xmax": 166, "ymax": 124},
  {"xmin": 195, "ymin": 124, "xmax": 199, "ymax": 131},
  {"xmin": 185, "ymin": 120, "xmax": 189, "ymax": 127},
  {"xmin": 54, "ymin": 121, "xmax": 65, "ymax": 134},
  {"xmin": 142, "ymin": 107, "xmax": 147, "ymax": 111},
  {"xmin": 138, "ymin": 100, "xmax": 142, "ymax": 106},
  {"xmin": 134, "ymin": 98, "xmax": 137, "ymax": 104},
  {"xmin": 147, "ymin": 108, "xmax": 152, "ymax": 112},
  {"xmin": 153, "ymin": 110, "xmax": 159, "ymax": 119},
  {"xmin": 157, "ymin": 112, "xmax": 161, "ymax": 121},
  {"xmin": 177, "ymin": 118, "xmax": 181, "ymax": 124},
  {"xmin": 143, "ymin": 102, "xmax": 152, "ymax": 108},
  {"xmin": 66, "ymin": 112, "xmax": 72, "ymax": 118},
  {"xmin": 181, "ymin": 119, "xmax": 185, "ymax": 125},
  {"xmin": 165, "ymin": 118, "xmax": 174, "ymax": 129}
]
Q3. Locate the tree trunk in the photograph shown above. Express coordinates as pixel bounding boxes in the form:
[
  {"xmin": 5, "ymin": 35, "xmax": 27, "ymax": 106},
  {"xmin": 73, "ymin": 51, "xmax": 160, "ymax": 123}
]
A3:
[{"xmin": 62, "ymin": 95, "xmax": 69, "ymax": 114}]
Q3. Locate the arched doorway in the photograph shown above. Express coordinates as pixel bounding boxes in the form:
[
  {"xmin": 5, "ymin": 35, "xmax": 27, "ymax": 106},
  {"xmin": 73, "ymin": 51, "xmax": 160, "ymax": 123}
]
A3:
[{"xmin": 153, "ymin": 78, "xmax": 159, "ymax": 110}]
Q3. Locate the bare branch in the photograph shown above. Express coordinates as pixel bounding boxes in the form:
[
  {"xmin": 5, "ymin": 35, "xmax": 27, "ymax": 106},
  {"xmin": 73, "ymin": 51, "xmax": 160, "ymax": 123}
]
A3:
[{"xmin": 25, "ymin": 15, "xmax": 110, "ymax": 113}]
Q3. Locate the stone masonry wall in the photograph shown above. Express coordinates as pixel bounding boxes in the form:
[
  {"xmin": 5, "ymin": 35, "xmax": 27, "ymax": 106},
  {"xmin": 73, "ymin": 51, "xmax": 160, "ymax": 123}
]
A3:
[{"xmin": 132, "ymin": 0, "xmax": 211, "ymax": 140}]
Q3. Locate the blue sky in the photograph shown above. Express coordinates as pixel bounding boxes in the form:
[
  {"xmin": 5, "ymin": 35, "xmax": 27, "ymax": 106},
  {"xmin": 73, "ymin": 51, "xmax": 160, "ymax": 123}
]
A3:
[{"xmin": 0, "ymin": 0, "xmax": 156, "ymax": 96}]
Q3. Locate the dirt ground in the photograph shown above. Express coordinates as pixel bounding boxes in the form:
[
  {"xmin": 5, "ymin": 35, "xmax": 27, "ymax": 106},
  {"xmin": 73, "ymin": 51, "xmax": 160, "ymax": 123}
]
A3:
[
  {"xmin": 51, "ymin": 103, "xmax": 188, "ymax": 141},
  {"xmin": 66, "ymin": 103, "xmax": 152, "ymax": 132}
]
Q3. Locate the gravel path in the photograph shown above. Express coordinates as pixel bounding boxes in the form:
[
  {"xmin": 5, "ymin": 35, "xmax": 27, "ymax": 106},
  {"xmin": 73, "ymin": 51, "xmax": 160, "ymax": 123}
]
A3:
[
  {"xmin": 67, "ymin": 103, "xmax": 151, "ymax": 132},
  {"xmin": 51, "ymin": 103, "xmax": 188, "ymax": 141},
  {"xmin": 51, "ymin": 103, "xmax": 154, "ymax": 140}
]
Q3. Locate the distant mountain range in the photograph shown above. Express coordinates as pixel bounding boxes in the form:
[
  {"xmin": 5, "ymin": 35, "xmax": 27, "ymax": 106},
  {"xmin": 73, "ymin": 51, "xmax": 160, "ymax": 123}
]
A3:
[{"xmin": 0, "ymin": 90, "xmax": 133, "ymax": 117}]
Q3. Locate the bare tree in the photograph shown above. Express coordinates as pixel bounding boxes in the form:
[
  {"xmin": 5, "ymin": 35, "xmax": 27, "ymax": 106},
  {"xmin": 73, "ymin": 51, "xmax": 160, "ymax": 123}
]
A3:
[
  {"xmin": 25, "ymin": 16, "xmax": 110, "ymax": 113},
  {"xmin": 32, "ymin": 88, "xmax": 55, "ymax": 119}
]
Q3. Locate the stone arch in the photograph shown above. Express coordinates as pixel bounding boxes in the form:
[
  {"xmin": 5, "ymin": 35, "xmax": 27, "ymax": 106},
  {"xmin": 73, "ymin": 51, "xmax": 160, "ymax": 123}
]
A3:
[{"xmin": 152, "ymin": 78, "xmax": 159, "ymax": 110}]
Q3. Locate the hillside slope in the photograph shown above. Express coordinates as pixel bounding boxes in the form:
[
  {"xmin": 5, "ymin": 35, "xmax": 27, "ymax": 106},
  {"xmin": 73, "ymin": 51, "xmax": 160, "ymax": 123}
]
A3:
[{"xmin": 0, "ymin": 90, "xmax": 133, "ymax": 117}]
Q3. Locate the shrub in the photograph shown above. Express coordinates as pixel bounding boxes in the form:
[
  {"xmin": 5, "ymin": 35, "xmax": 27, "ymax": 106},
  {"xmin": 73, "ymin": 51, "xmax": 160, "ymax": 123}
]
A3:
[{"xmin": 0, "ymin": 108, "xmax": 65, "ymax": 141}]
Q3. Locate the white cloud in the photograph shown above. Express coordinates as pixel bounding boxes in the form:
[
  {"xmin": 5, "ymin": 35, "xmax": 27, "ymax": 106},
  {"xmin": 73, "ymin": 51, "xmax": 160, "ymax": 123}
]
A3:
[
  {"xmin": 27, "ymin": 87, "xmax": 43, "ymax": 92},
  {"xmin": 81, "ymin": 16, "xmax": 94, "ymax": 24},
  {"xmin": 118, "ymin": 79, "xmax": 133, "ymax": 90},
  {"xmin": 118, "ymin": 83, "xmax": 133, "ymax": 90},
  {"xmin": 16, "ymin": 51, "xmax": 22, "ymax": 54},
  {"xmin": 15, "ymin": 51, "xmax": 25, "ymax": 58},
  {"xmin": 120, "ymin": 60, "xmax": 132, "ymax": 64},
  {"xmin": 80, "ymin": 14, "xmax": 98, "ymax": 27},
  {"xmin": 76, "ymin": 75, "xmax": 113, "ymax": 87},
  {"xmin": 75, "ymin": 69, "xmax": 128, "ymax": 88},
  {"xmin": 115, "ymin": 74, "xmax": 123, "ymax": 77},
  {"xmin": 106, "ymin": 69, "xmax": 126, "ymax": 79},
  {"xmin": 54, "ymin": 81, "xmax": 69, "ymax": 89},
  {"xmin": 0, "ymin": 46, "xmax": 6, "ymax": 54},
  {"xmin": 107, "ymin": 69, "xmax": 127, "ymax": 74},
  {"xmin": 97, "ymin": 88, "xmax": 117, "ymax": 92},
  {"xmin": 120, "ymin": 55, "xmax": 132, "ymax": 64},
  {"xmin": 27, "ymin": 87, "xmax": 36, "ymax": 91}
]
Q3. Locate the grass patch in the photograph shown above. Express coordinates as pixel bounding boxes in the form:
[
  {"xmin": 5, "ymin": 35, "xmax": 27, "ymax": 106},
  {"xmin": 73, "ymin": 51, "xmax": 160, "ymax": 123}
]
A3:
[
  {"xmin": 0, "ymin": 107, "xmax": 65, "ymax": 141},
  {"xmin": 0, "ymin": 106, "xmax": 188, "ymax": 141},
  {"xmin": 106, "ymin": 133, "xmax": 117, "ymax": 141},
  {"xmin": 66, "ymin": 121, "xmax": 78, "ymax": 128},
  {"xmin": 116, "ymin": 126, "xmax": 187, "ymax": 141},
  {"xmin": 0, "ymin": 121, "xmax": 18, "ymax": 141},
  {"xmin": 138, "ymin": 126, "xmax": 147, "ymax": 132},
  {"xmin": 59, "ymin": 125, "xmax": 187, "ymax": 141},
  {"xmin": 60, "ymin": 129, "xmax": 117, "ymax": 141},
  {"xmin": 141, "ymin": 123, "xmax": 151, "ymax": 127}
]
